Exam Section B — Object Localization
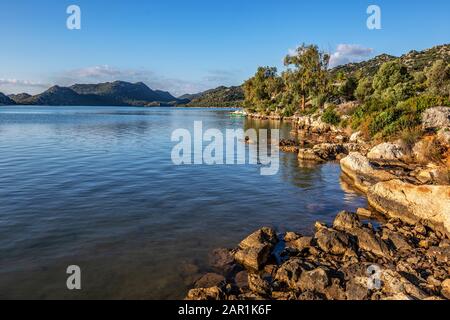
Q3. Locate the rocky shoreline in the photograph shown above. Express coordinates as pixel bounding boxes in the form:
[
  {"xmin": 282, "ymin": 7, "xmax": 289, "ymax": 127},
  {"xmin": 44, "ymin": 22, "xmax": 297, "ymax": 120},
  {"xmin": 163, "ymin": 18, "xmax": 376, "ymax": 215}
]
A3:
[{"xmin": 186, "ymin": 107, "xmax": 450, "ymax": 300}]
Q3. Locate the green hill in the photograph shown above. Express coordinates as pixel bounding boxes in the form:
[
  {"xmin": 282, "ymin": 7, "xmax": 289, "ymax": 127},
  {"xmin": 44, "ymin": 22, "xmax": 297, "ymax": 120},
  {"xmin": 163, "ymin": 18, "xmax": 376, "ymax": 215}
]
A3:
[{"xmin": 180, "ymin": 86, "xmax": 244, "ymax": 107}]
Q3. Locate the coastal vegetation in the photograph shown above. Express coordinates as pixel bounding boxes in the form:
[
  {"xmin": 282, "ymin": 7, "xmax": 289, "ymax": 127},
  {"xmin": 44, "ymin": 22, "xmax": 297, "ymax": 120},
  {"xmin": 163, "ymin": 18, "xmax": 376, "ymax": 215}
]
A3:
[
  {"xmin": 243, "ymin": 44, "xmax": 450, "ymax": 142},
  {"xmin": 179, "ymin": 86, "xmax": 244, "ymax": 108}
]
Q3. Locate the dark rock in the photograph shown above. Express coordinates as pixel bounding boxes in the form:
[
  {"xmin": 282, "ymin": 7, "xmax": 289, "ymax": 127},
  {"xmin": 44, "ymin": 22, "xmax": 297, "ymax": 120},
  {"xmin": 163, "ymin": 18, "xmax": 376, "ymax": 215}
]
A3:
[
  {"xmin": 382, "ymin": 229, "xmax": 413, "ymax": 252},
  {"xmin": 426, "ymin": 246, "xmax": 450, "ymax": 264},
  {"xmin": 186, "ymin": 286, "xmax": 224, "ymax": 300},
  {"xmin": 287, "ymin": 236, "xmax": 313, "ymax": 252},
  {"xmin": 234, "ymin": 227, "xmax": 278, "ymax": 271},
  {"xmin": 298, "ymin": 267, "xmax": 330, "ymax": 292},
  {"xmin": 194, "ymin": 273, "xmax": 226, "ymax": 289},
  {"xmin": 352, "ymin": 227, "xmax": 390, "ymax": 257},
  {"xmin": 346, "ymin": 277, "xmax": 370, "ymax": 300},
  {"xmin": 209, "ymin": 248, "xmax": 238, "ymax": 276},
  {"xmin": 234, "ymin": 271, "xmax": 249, "ymax": 289},
  {"xmin": 441, "ymin": 279, "xmax": 450, "ymax": 299},
  {"xmin": 333, "ymin": 211, "xmax": 362, "ymax": 232},
  {"xmin": 297, "ymin": 291, "xmax": 325, "ymax": 300},
  {"xmin": 315, "ymin": 228, "xmax": 353, "ymax": 256},
  {"xmin": 274, "ymin": 258, "xmax": 307, "ymax": 290},
  {"xmin": 248, "ymin": 273, "xmax": 271, "ymax": 296}
]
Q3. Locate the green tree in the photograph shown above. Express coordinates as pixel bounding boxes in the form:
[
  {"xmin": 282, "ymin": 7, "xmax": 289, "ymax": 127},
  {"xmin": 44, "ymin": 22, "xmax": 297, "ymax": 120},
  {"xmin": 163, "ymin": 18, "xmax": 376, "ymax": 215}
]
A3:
[
  {"xmin": 372, "ymin": 60, "xmax": 413, "ymax": 102},
  {"xmin": 355, "ymin": 77, "xmax": 374, "ymax": 102},
  {"xmin": 283, "ymin": 44, "xmax": 330, "ymax": 111},
  {"xmin": 338, "ymin": 76, "xmax": 358, "ymax": 101},
  {"xmin": 426, "ymin": 60, "xmax": 450, "ymax": 98},
  {"xmin": 243, "ymin": 66, "xmax": 283, "ymax": 112}
]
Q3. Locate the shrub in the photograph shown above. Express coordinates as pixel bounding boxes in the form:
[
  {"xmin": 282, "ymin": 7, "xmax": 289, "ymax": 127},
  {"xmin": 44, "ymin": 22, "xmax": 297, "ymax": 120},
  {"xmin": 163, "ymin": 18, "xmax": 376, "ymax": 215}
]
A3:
[
  {"xmin": 322, "ymin": 106, "xmax": 341, "ymax": 125},
  {"xmin": 355, "ymin": 77, "xmax": 374, "ymax": 102},
  {"xmin": 351, "ymin": 94, "xmax": 450, "ymax": 138}
]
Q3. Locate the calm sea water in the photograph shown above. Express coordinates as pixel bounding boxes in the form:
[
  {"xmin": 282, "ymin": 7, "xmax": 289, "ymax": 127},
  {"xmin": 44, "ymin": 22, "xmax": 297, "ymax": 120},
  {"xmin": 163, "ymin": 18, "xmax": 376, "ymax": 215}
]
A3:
[{"xmin": 0, "ymin": 106, "xmax": 366, "ymax": 299}]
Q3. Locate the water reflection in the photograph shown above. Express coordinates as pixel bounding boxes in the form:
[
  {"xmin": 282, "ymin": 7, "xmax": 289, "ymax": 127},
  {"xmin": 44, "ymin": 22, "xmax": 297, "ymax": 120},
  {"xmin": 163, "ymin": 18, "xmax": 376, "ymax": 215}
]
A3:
[{"xmin": 0, "ymin": 106, "xmax": 367, "ymax": 299}]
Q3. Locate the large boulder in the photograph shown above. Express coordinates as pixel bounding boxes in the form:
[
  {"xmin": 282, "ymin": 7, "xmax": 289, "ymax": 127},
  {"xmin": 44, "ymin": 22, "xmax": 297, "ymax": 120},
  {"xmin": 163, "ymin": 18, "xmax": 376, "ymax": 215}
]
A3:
[
  {"xmin": 422, "ymin": 107, "xmax": 450, "ymax": 131},
  {"xmin": 340, "ymin": 152, "xmax": 397, "ymax": 192},
  {"xmin": 367, "ymin": 142, "xmax": 409, "ymax": 165},
  {"xmin": 368, "ymin": 180, "xmax": 450, "ymax": 237},
  {"xmin": 233, "ymin": 227, "xmax": 278, "ymax": 271}
]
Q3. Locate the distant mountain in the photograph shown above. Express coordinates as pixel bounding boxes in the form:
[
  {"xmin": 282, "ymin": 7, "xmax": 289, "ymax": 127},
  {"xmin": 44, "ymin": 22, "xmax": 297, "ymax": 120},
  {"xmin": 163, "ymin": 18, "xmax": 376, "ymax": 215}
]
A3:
[
  {"xmin": 0, "ymin": 92, "xmax": 16, "ymax": 105},
  {"xmin": 178, "ymin": 92, "xmax": 203, "ymax": 101},
  {"xmin": 70, "ymin": 81, "xmax": 177, "ymax": 106},
  {"xmin": 3, "ymin": 81, "xmax": 183, "ymax": 106},
  {"xmin": 19, "ymin": 86, "xmax": 116, "ymax": 106},
  {"xmin": 180, "ymin": 86, "xmax": 244, "ymax": 107},
  {"xmin": 8, "ymin": 93, "xmax": 31, "ymax": 104},
  {"xmin": 331, "ymin": 44, "xmax": 450, "ymax": 77}
]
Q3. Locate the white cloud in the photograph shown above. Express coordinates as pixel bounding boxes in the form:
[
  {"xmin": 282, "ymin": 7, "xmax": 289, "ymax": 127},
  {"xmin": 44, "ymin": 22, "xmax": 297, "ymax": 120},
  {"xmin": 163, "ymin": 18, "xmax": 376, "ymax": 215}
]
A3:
[
  {"xmin": 1, "ymin": 66, "xmax": 241, "ymax": 97},
  {"xmin": 329, "ymin": 44, "xmax": 374, "ymax": 68},
  {"xmin": 0, "ymin": 79, "xmax": 49, "ymax": 95},
  {"xmin": 53, "ymin": 65, "xmax": 237, "ymax": 96}
]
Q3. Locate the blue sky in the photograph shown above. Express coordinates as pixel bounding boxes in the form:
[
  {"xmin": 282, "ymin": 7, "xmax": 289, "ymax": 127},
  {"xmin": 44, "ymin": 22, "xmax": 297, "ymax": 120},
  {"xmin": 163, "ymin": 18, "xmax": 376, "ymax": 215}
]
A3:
[{"xmin": 0, "ymin": 0, "xmax": 449, "ymax": 96}]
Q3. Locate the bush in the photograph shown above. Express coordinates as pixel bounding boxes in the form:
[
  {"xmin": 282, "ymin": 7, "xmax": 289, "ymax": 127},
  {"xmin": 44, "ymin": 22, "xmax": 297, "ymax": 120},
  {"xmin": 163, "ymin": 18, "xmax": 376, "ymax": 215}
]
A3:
[
  {"xmin": 353, "ymin": 94, "xmax": 450, "ymax": 138},
  {"xmin": 322, "ymin": 106, "xmax": 341, "ymax": 125}
]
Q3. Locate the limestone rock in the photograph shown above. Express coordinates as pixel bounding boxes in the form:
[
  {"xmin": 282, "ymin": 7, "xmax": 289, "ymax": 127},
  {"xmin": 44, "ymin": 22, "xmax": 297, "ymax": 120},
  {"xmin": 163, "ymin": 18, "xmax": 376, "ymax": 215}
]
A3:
[
  {"xmin": 312, "ymin": 143, "xmax": 347, "ymax": 161},
  {"xmin": 194, "ymin": 273, "xmax": 226, "ymax": 289},
  {"xmin": 367, "ymin": 142, "xmax": 408, "ymax": 165},
  {"xmin": 287, "ymin": 236, "xmax": 313, "ymax": 252},
  {"xmin": 274, "ymin": 258, "xmax": 306, "ymax": 290},
  {"xmin": 382, "ymin": 229, "xmax": 413, "ymax": 252},
  {"xmin": 381, "ymin": 269, "xmax": 427, "ymax": 300},
  {"xmin": 233, "ymin": 227, "xmax": 278, "ymax": 271},
  {"xmin": 298, "ymin": 148, "xmax": 324, "ymax": 162},
  {"xmin": 422, "ymin": 106, "xmax": 450, "ymax": 131},
  {"xmin": 186, "ymin": 286, "xmax": 224, "ymax": 300},
  {"xmin": 351, "ymin": 227, "xmax": 390, "ymax": 257},
  {"xmin": 209, "ymin": 248, "xmax": 237, "ymax": 276},
  {"xmin": 350, "ymin": 131, "xmax": 363, "ymax": 143},
  {"xmin": 315, "ymin": 227, "xmax": 352, "ymax": 256},
  {"xmin": 248, "ymin": 273, "xmax": 271, "ymax": 295},
  {"xmin": 368, "ymin": 180, "xmax": 450, "ymax": 237},
  {"xmin": 234, "ymin": 271, "xmax": 249, "ymax": 289},
  {"xmin": 333, "ymin": 211, "xmax": 362, "ymax": 232},
  {"xmin": 340, "ymin": 152, "xmax": 397, "ymax": 192},
  {"xmin": 441, "ymin": 279, "xmax": 450, "ymax": 299},
  {"xmin": 298, "ymin": 267, "xmax": 330, "ymax": 292}
]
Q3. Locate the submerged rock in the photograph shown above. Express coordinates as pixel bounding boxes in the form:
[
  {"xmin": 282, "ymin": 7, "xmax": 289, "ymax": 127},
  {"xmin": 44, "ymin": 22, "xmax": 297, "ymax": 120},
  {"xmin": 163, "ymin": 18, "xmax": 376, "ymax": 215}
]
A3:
[{"xmin": 194, "ymin": 273, "xmax": 226, "ymax": 288}]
